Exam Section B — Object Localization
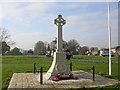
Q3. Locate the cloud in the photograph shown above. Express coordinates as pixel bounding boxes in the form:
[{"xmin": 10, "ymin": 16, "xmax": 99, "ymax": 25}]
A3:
[
  {"xmin": 11, "ymin": 32, "xmax": 53, "ymax": 50},
  {"xmin": 111, "ymin": 9, "xmax": 118, "ymax": 18},
  {"xmin": 0, "ymin": 3, "xmax": 3, "ymax": 20},
  {"xmin": 64, "ymin": 8, "xmax": 118, "ymax": 48},
  {"xmin": 66, "ymin": 11, "xmax": 107, "ymax": 32},
  {"xmin": 54, "ymin": 2, "xmax": 92, "ymax": 10},
  {"xmin": 1, "ymin": 0, "xmax": 58, "ymax": 2},
  {"xmin": 2, "ymin": 2, "xmax": 55, "ymax": 23},
  {"xmin": 1, "ymin": 0, "xmax": 119, "ymax": 2},
  {"xmin": 1, "ymin": 2, "xmax": 118, "ymax": 49}
]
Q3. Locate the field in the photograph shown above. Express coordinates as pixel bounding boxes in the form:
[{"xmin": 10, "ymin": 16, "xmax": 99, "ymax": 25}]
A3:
[{"xmin": 1, "ymin": 55, "xmax": 119, "ymax": 90}]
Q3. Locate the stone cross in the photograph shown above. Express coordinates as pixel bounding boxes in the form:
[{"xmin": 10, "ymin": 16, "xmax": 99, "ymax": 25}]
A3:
[
  {"xmin": 54, "ymin": 15, "xmax": 66, "ymax": 52},
  {"xmin": 44, "ymin": 15, "xmax": 70, "ymax": 80}
]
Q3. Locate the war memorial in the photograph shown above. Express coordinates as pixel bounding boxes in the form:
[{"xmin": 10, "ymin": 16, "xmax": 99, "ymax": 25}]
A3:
[{"xmin": 8, "ymin": 15, "xmax": 118, "ymax": 90}]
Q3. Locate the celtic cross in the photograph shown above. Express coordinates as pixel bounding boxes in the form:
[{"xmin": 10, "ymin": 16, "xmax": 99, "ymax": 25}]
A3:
[{"xmin": 54, "ymin": 15, "xmax": 66, "ymax": 52}]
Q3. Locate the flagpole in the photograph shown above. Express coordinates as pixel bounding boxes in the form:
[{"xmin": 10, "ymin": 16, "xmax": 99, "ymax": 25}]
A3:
[{"xmin": 107, "ymin": 0, "xmax": 112, "ymax": 76}]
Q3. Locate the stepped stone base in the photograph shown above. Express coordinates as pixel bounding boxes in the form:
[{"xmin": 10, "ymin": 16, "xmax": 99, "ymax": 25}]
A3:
[{"xmin": 8, "ymin": 71, "xmax": 119, "ymax": 89}]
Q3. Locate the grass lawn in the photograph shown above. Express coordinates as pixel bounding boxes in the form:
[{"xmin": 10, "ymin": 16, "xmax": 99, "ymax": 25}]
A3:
[
  {"xmin": 2, "ymin": 56, "xmax": 52, "ymax": 90},
  {"xmin": 2, "ymin": 56, "xmax": 119, "ymax": 90},
  {"xmin": 0, "ymin": 72, "xmax": 1, "ymax": 90}
]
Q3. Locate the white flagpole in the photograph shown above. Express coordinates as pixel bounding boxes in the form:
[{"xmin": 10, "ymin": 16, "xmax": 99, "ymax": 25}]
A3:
[{"xmin": 107, "ymin": 0, "xmax": 112, "ymax": 76}]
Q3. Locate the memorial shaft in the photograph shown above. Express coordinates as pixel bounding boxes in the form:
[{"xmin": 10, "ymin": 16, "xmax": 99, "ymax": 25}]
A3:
[
  {"xmin": 57, "ymin": 25, "xmax": 62, "ymax": 52},
  {"xmin": 54, "ymin": 15, "xmax": 66, "ymax": 52}
]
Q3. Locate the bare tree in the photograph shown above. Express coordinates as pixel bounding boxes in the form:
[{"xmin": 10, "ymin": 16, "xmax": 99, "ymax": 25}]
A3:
[
  {"xmin": 0, "ymin": 27, "xmax": 15, "ymax": 55},
  {"xmin": 67, "ymin": 39, "xmax": 80, "ymax": 55},
  {"xmin": 50, "ymin": 38, "xmax": 57, "ymax": 50},
  {"xmin": 50, "ymin": 38, "xmax": 68, "ymax": 50},
  {"xmin": 0, "ymin": 27, "xmax": 15, "ymax": 46},
  {"xmin": 34, "ymin": 41, "xmax": 46, "ymax": 55}
]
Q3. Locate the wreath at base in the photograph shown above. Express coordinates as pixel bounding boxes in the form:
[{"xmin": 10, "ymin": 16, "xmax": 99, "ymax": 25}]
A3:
[{"xmin": 52, "ymin": 73, "xmax": 78, "ymax": 81}]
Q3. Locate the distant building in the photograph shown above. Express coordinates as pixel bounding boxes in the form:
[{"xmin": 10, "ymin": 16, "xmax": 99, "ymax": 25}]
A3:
[
  {"xmin": 100, "ymin": 48, "xmax": 114, "ymax": 57},
  {"xmin": 27, "ymin": 50, "xmax": 33, "ymax": 55},
  {"xmin": 111, "ymin": 48, "xmax": 116, "ymax": 54},
  {"xmin": 19, "ymin": 49, "xmax": 28, "ymax": 55},
  {"xmin": 114, "ymin": 46, "xmax": 120, "ymax": 57},
  {"xmin": 19, "ymin": 49, "xmax": 33, "ymax": 55},
  {"xmin": 90, "ymin": 47, "xmax": 99, "ymax": 56},
  {"xmin": 107, "ymin": 46, "xmax": 120, "ymax": 57}
]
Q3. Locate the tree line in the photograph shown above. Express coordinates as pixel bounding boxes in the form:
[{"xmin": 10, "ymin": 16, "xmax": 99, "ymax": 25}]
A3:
[
  {"xmin": 0, "ymin": 28, "xmax": 80, "ymax": 55},
  {"xmin": 1, "ymin": 28, "xmax": 120, "ymax": 57},
  {"xmin": 34, "ymin": 39, "xmax": 80, "ymax": 55}
]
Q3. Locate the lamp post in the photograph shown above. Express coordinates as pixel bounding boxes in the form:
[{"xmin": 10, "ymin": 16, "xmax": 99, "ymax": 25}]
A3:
[{"xmin": 107, "ymin": 1, "xmax": 112, "ymax": 76}]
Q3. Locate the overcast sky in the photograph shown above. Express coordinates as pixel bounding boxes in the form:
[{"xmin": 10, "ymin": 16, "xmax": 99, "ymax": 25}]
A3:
[{"xmin": 0, "ymin": 1, "xmax": 118, "ymax": 50}]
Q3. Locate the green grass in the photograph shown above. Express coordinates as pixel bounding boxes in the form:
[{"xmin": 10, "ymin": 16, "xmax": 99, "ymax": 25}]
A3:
[
  {"xmin": 2, "ymin": 56, "xmax": 119, "ymax": 90},
  {"xmin": 2, "ymin": 56, "xmax": 52, "ymax": 90},
  {"xmin": 0, "ymin": 58, "xmax": 2, "ymax": 90},
  {"xmin": 67, "ymin": 60, "xmax": 118, "ymax": 79}
]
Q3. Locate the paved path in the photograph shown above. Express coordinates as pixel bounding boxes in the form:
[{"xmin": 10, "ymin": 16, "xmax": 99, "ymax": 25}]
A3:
[
  {"xmin": 71, "ymin": 59, "xmax": 107, "ymax": 62},
  {"xmin": 71, "ymin": 58, "xmax": 118, "ymax": 63},
  {"xmin": 8, "ymin": 71, "xmax": 118, "ymax": 90}
]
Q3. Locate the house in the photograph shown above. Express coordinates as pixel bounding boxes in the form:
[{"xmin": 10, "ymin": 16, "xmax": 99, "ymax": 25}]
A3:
[
  {"xmin": 111, "ymin": 48, "xmax": 116, "ymax": 54},
  {"xmin": 100, "ymin": 48, "xmax": 114, "ymax": 57},
  {"xmin": 115, "ymin": 46, "xmax": 120, "ymax": 57},
  {"xmin": 90, "ymin": 47, "xmax": 99, "ymax": 56}
]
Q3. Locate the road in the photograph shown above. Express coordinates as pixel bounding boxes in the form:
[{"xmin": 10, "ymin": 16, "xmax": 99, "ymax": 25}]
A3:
[{"xmin": 70, "ymin": 58, "xmax": 117, "ymax": 63}]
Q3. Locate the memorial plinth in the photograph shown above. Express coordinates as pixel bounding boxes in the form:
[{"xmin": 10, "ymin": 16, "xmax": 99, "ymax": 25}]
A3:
[{"xmin": 44, "ymin": 15, "xmax": 71, "ymax": 80}]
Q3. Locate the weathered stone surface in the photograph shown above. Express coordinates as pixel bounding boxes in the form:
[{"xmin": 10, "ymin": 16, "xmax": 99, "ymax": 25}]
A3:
[
  {"xmin": 44, "ymin": 52, "xmax": 71, "ymax": 80},
  {"xmin": 8, "ymin": 73, "xmax": 40, "ymax": 89},
  {"xmin": 8, "ymin": 71, "xmax": 119, "ymax": 89}
]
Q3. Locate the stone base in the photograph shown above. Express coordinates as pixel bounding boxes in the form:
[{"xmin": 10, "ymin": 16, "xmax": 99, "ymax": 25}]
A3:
[
  {"xmin": 8, "ymin": 72, "xmax": 118, "ymax": 89},
  {"xmin": 44, "ymin": 52, "xmax": 71, "ymax": 80}
]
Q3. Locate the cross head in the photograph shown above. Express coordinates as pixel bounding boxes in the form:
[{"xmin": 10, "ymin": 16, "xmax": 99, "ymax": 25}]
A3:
[{"xmin": 54, "ymin": 15, "xmax": 66, "ymax": 26}]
